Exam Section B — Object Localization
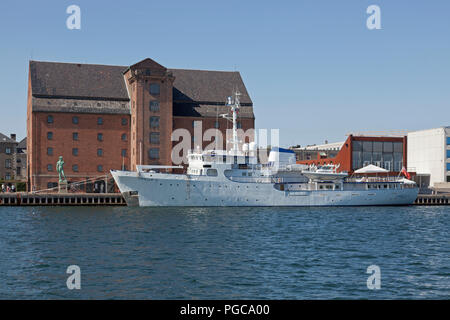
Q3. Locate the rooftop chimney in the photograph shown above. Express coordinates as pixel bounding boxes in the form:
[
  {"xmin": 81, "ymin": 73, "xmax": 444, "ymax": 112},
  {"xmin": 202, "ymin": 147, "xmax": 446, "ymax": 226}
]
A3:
[{"xmin": 10, "ymin": 134, "xmax": 16, "ymax": 141}]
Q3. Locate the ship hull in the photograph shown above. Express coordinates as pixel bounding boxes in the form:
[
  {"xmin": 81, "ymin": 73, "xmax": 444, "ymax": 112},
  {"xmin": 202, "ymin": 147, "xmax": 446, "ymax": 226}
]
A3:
[{"xmin": 111, "ymin": 170, "xmax": 419, "ymax": 207}]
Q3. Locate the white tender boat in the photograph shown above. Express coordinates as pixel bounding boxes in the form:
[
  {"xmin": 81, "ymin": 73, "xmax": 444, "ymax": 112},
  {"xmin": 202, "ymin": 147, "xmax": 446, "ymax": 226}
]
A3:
[{"xmin": 111, "ymin": 93, "xmax": 419, "ymax": 207}]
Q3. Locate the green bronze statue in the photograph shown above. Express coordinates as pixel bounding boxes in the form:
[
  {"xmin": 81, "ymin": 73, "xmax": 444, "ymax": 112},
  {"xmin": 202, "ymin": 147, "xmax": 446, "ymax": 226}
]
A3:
[{"xmin": 56, "ymin": 156, "xmax": 67, "ymax": 183}]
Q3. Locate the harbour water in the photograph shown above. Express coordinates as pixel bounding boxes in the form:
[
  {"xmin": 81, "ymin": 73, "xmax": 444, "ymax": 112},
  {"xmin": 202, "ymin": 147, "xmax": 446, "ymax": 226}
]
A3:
[{"xmin": 0, "ymin": 206, "xmax": 448, "ymax": 299}]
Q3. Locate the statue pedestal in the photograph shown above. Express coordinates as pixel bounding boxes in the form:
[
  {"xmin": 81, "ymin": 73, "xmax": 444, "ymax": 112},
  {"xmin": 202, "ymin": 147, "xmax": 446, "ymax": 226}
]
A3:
[{"xmin": 58, "ymin": 180, "xmax": 68, "ymax": 193}]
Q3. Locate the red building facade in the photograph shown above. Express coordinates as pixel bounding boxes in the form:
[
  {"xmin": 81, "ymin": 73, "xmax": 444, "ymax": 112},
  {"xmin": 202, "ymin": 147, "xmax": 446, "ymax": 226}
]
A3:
[{"xmin": 296, "ymin": 135, "xmax": 408, "ymax": 174}]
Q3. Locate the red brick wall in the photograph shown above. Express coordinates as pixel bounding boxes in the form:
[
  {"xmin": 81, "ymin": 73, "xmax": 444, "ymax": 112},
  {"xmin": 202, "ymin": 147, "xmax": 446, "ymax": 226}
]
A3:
[{"xmin": 29, "ymin": 112, "xmax": 130, "ymax": 191}]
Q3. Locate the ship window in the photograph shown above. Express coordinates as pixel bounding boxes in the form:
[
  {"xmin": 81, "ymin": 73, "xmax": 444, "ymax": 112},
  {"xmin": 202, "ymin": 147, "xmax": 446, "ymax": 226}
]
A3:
[{"xmin": 206, "ymin": 169, "xmax": 218, "ymax": 176}]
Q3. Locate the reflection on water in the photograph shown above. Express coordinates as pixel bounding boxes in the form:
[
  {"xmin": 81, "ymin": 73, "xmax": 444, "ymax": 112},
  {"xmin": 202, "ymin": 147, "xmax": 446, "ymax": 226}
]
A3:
[{"xmin": 0, "ymin": 206, "xmax": 448, "ymax": 299}]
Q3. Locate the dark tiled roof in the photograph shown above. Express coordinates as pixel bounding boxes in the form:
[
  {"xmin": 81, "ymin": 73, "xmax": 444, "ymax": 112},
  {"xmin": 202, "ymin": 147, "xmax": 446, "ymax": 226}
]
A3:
[
  {"xmin": 170, "ymin": 69, "xmax": 252, "ymax": 105},
  {"xmin": 29, "ymin": 60, "xmax": 254, "ymax": 117},
  {"xmin": 17, "ymin": 137, "xmax": 27, "ymax": 149},
  {"xmin": 30, "ymin": 61, "xmax": 129, "ymax": 101},
  {"xmin": 173, "ymin": 103, "xmax": 254, "ymax": 118},
  {"xmin": 0, "ymin": 133, "xmax": 17, "ymax": 144},
  {"xmin": 32, "ymin": 97, "xmax": 130, "ymax": 115}
]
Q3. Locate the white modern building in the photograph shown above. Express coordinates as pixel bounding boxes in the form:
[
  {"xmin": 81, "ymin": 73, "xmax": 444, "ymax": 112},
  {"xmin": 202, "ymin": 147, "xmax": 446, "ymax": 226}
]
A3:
[{"xmin": 407, "ymin": 127, "xmax": 450, "ymax": 189}]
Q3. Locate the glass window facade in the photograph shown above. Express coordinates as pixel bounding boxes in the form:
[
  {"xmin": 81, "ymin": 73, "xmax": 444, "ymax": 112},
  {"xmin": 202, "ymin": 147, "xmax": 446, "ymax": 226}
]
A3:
[
  {"xmin": 447, "ymin": 163, "xmax": 450, "ymax": 171},
  {"xmin": 352, "ymin": 140, "xmax": 403, "ymax": 171},
  {"xmin": 447, "ymin": 137, "xmax": 450, "ymax": 145},
  {"xmin": 447, "ymin": 150, "xmax": 450, "ymax": 158}
]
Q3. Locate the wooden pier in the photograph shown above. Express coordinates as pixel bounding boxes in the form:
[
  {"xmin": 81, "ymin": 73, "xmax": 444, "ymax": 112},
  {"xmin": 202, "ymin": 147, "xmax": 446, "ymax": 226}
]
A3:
[
  {"xmin": 0, "ymin": 192, "xmax": 126, "ymax": 206},
  {"xmin": 414, "ymin": 194, "xmax": 450, "ymax": 206},
  {"xmin": 0, "ymin": 192, "xmax": 448, "ymax": 206}
]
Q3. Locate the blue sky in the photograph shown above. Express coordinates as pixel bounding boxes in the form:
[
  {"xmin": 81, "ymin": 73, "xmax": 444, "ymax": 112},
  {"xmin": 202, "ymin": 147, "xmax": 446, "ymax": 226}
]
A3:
[{"xmin": 0, "ymin": 0, "xmax": 449, "ymax": 146}]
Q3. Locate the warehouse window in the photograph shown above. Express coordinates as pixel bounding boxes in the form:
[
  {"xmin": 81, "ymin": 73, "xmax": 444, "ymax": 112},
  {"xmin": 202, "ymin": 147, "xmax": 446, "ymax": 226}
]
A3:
[
  {"xmin": 97, "ymin": 133, "xmax": 103, "ymax": 141},
  {"xmin": 47, "ymin": 147, "xmax": 53, "ymax": 156},
  {"xmin": 150, "ymin": 132, "xmax": 160, "ymax": 144},
  {"xmin": 97, "ymin": 149, "xmax": 103, "ymax": 156},
  {"xmin": 47, "ymin": 132, "xmax": 53, "ymax": 140},
  {"xmin": 121, "ymin": 149, "xmax": 127, "ymax": 157},
  {"xmin": 121, "ymin": 133, "xmax": 127, "ymax": 141},
  {"xmin": 72, "ymin": 148, "xmax": 78, "ymax": 156},
  {"xmin": 47, "ymin": 164, "xmax": 53, "ymax": 171},
  {"xmin": 214, "ymin": 121, "xmax": 220, "ymax": 129},
  {"xmin": 5, "ymin": 173, "xmax": 11, "ymax": 180},
  {"xmin": 5, "ymin": 159, "xmax": 11, "ymax": 169},
  {"xmin": 5, "ymin": 147, "xmax": 11, "ymax": 154},
  {"xmin": 149, "ymin": 148, "xmax": 159, "ymax": 159},
  {"xmin": 72, "ymin": 164, "xmax": 79, "ymax": 172},
  {"xmin": 72, "ymin": 116, "xmax": 79, "ymax": 124},
  {"xmin": 121, "ymin": 118, "xmax": 127, "ymax": 126},
  {"xmin": 150, "ymin": 101, "xmax": 160, "ymax": 112},
  {"xmin": 150, "ymin": 117, "xmax": 159, "ymax": 129},
  {"xmin": 150, "ymin": 83, "xmax": 160, "ymax": 95},
  {"xmin": 97, "ymin": 117, "xmax": 103, "ymax": 125},
  {"xmin": 47, "ymin": 115, "xmax": 54, "ymax": 124},
  {"xmin": 73, "ymin": 132, "xmax": 78, "ymax": 141},
  {"xmin": 97, "ymin": 165, "xmax": 103, "ymax": 172}
]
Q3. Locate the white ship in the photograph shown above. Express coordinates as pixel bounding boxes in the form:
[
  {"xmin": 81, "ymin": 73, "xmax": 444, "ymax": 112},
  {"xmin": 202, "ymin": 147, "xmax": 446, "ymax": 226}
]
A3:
[{"xmin": 111, "ymin": 92, "xmax": 419, "ymax": 207}]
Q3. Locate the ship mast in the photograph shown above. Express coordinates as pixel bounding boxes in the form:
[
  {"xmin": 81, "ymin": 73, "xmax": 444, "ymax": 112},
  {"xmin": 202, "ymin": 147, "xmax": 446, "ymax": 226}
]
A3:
[{"xmin": 224, "ymin": 91, "xmax": 241, "ymax": 153}]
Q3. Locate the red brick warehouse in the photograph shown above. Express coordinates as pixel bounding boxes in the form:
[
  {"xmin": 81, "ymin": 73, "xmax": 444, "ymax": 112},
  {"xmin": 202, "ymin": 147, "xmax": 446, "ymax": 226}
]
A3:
[{"xmin": 27, "ymin": 58, "xmax": 255, "ymax": 192}]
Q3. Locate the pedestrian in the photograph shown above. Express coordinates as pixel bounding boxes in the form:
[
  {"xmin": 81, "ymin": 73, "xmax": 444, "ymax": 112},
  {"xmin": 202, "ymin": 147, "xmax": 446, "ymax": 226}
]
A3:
[
  {"xmin": 11, "ymin": 185, "xmax": 16, "ymax": 192},
  {"xmin": 1, "ymin": 184, "xmax": 4, "ymax": 193},
  {"xmin": 6, "ymin": 185, "xmax": 10, "ymax": 193}
]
